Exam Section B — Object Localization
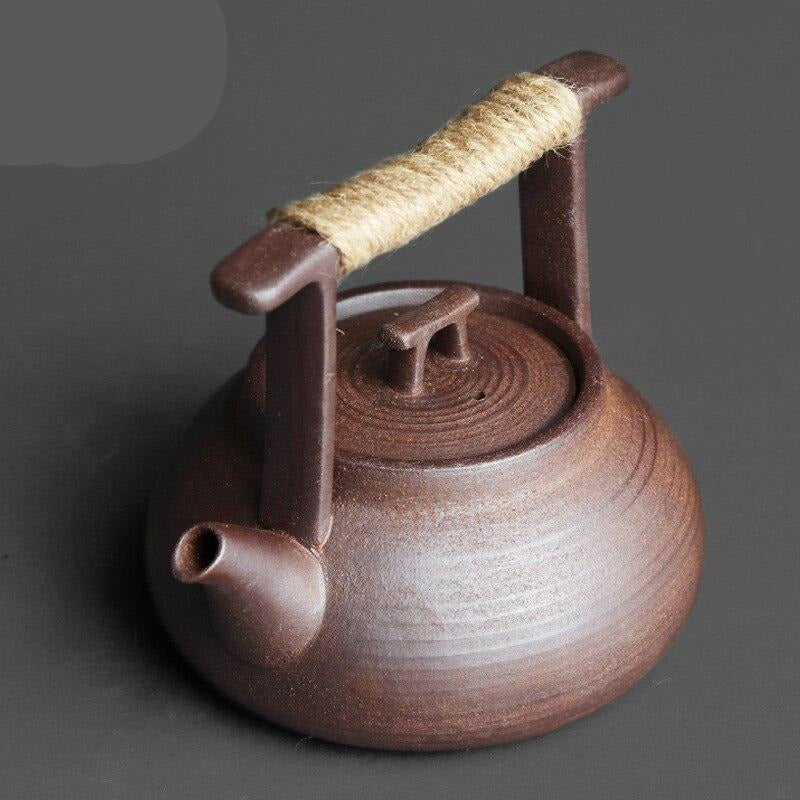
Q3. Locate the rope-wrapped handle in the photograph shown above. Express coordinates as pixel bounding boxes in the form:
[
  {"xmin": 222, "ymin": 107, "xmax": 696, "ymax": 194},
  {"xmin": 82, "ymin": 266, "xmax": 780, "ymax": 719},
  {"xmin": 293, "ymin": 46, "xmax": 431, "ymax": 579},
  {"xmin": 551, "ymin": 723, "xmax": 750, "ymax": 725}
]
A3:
[
  {"xmin": 271, "ymin": 73, "xmax": 582, "ymax": 276},
  {"xmin": 211, "ymin": 51, "xmax": 628, "ymax": 316}
]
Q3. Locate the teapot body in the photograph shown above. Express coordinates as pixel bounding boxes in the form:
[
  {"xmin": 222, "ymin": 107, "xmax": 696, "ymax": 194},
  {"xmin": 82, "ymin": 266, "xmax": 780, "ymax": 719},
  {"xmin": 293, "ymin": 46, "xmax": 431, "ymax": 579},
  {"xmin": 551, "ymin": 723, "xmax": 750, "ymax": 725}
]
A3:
[
  {"xmin": 146, "ymin": 282, "xmax": 703, "ymax": 751},
  {"xmin": 147, "ymin": 53, "xmax": 705, "ymax": 749}
]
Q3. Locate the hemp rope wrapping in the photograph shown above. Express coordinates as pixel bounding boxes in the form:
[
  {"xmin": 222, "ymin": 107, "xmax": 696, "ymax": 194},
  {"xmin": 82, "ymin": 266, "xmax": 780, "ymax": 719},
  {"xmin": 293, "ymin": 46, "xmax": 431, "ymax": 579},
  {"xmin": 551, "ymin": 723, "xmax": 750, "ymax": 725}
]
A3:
[{"xmin": 271, "ymin": 73, "xmax": 583, "ymax": 277}]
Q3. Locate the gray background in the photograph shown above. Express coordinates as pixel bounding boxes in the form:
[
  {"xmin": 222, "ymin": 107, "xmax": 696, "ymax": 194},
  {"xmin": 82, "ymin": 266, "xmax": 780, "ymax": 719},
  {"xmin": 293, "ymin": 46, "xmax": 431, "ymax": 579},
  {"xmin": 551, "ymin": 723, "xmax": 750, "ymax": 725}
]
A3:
[
  {"xmin": 0, "ymin": 0, "xmax": 226, "ymax": 166},
  {"xmin": 1, "ymin": 1, "xmax": 798, "ymax": 798}
]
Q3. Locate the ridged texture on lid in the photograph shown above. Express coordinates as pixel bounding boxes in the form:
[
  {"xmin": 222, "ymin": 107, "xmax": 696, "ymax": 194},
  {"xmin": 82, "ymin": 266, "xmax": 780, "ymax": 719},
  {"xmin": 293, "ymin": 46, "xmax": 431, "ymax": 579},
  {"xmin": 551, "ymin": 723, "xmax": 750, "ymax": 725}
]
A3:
[{"xmin": 335, "ymin": 306, "xmax": 576, "ymax": 462}]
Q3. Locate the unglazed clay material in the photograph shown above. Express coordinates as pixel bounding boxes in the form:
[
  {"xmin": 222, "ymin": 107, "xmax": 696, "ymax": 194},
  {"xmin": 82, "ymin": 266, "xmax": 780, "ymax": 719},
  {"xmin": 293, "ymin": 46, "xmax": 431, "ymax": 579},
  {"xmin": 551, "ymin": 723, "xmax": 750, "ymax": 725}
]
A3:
[{"xmin": 146, "ymin": 52, "xmax": 704, "ymax": 750}]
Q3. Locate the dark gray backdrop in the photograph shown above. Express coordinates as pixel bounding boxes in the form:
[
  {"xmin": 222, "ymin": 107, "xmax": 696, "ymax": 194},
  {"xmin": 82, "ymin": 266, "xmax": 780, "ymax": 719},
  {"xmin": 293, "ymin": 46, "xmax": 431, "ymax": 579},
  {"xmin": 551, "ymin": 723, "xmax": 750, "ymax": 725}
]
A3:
[{"xmin": 2, "ymin": 1, "xmax": 798, "ymax": 798}]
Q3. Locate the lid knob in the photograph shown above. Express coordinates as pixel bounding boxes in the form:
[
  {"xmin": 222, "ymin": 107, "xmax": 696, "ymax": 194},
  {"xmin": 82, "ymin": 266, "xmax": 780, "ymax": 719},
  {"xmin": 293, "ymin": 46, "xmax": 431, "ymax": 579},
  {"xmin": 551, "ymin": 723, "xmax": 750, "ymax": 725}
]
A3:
[{"xmin": 380, "ymin": 286, "xmax": 480, "ymax": 395}]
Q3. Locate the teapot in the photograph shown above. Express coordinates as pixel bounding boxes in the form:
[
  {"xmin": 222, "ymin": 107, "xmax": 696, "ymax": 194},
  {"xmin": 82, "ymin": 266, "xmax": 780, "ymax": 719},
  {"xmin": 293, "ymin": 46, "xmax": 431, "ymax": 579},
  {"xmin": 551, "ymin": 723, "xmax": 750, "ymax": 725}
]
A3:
[{"xmin": 146, "ymin": 51, "xmax": 704, "ymax": 750}]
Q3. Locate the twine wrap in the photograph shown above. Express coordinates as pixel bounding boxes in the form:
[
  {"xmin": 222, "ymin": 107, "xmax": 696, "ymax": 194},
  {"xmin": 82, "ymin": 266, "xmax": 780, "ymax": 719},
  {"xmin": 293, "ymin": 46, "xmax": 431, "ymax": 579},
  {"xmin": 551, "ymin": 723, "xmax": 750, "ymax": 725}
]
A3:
[{"xmin": 271, "ymin": 73, "xmax": 582, "ymax": 276}]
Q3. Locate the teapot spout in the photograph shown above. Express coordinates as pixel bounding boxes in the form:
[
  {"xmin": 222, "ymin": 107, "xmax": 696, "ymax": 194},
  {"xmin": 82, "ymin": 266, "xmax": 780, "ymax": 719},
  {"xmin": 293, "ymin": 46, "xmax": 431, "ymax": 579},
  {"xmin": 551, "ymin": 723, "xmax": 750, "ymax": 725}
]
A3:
[{"xmin": 171, "ymin": 522, "xmax": 326, "ymax": 667}]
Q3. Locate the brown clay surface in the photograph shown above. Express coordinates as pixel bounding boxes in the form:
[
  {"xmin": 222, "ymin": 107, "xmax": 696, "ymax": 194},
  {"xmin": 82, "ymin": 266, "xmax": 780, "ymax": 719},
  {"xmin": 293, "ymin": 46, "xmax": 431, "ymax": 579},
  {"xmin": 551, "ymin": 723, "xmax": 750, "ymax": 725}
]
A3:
[
  {"xmin": 335, "ymin": 306, "xmax": 575, "ymax": 461},
  {"xmin": 146, "ymin": 282, "xmax": 704, "ymax": 751}
]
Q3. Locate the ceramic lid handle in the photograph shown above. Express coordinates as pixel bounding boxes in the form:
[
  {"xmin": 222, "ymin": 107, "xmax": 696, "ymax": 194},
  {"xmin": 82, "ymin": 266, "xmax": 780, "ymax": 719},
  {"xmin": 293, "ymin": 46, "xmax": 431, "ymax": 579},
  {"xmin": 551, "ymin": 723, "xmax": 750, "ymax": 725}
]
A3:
[{"xmin": 380, "ymin": 286, "xmax": 480, "ymax": 395}]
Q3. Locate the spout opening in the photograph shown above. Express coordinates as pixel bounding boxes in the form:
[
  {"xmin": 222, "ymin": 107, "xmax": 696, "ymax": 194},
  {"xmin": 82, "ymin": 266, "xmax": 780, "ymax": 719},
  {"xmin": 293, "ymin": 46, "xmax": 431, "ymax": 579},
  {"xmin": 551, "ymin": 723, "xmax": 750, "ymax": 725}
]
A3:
[{"xmin": 172, "ymin": 526, "xmax": 222, "ymax": 583}]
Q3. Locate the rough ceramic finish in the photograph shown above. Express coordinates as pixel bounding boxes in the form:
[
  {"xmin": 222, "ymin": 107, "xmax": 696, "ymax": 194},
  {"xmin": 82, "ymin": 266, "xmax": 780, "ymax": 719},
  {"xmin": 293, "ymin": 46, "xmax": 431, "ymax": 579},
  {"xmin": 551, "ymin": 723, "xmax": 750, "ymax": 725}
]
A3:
[
  {"xmin": 171, "ymin": 522, "xmax": 326, "ymax": 667},
  {"xmin": 147, "ymin": 281, "xmax": 704, "ymax": 750},
  {"xmin": 237, "ymin": 285, "xmax": 578, "ymax": 462},
  {"xmin": 146, "ymin": 51, "xmax": 705, "ymax": 750}
]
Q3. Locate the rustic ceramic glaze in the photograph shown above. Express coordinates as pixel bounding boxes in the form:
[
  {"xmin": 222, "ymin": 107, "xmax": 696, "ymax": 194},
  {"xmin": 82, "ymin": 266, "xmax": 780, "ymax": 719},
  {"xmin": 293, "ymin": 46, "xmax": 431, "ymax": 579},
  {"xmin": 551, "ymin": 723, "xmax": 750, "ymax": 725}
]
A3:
[{"xmin": 146, "ymin": 52, "xmax": 704, "ymax": 750}]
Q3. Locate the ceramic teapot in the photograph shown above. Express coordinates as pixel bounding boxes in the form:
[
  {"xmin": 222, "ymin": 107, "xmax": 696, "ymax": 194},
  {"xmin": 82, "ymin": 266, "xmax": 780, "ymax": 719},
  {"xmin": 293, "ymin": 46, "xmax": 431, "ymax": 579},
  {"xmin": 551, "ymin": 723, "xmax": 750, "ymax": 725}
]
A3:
[{"xmin": 147, "ymin": 51, "xmax": 704, "ymax": 751}]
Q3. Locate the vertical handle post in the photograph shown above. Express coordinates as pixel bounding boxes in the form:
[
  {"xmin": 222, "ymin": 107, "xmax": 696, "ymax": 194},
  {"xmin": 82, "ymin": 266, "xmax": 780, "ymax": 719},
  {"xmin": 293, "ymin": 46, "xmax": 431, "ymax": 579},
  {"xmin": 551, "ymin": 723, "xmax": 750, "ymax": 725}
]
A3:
[
  {"xmin": 519, "ymin": 51, "xmax": 629, "ymax": 337},
  {"xmin": 211, "ymin": 224, "xmax": 339, "ymax": 550}
]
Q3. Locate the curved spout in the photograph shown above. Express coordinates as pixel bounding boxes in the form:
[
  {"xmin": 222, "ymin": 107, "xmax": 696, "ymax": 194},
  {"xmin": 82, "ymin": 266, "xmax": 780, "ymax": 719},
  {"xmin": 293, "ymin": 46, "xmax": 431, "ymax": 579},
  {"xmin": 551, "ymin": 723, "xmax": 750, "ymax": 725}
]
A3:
[{"xmin": 172, "ymin": 522, "xmax": 326, "ymax": 667}]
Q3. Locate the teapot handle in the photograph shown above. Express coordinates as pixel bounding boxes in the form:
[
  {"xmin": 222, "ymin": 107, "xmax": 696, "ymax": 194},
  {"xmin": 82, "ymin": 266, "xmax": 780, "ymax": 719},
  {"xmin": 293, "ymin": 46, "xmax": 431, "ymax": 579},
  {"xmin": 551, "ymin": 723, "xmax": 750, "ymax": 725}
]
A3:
[
  {"xmin": 211, "ymin": 51, "xmax": 628, "ymax": 550},
  {"xmin": 215, "ymin": 51, "xmax": 627, "ymax": 328}
]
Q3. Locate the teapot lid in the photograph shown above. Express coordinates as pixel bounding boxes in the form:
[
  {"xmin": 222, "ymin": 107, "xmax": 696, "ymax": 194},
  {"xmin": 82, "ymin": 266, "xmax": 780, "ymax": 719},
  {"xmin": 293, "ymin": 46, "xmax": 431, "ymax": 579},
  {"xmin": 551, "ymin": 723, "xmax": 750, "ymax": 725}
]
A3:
[{"xmin": 332, "ymin": 282, "xmax": 589, "ymax": 464}]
